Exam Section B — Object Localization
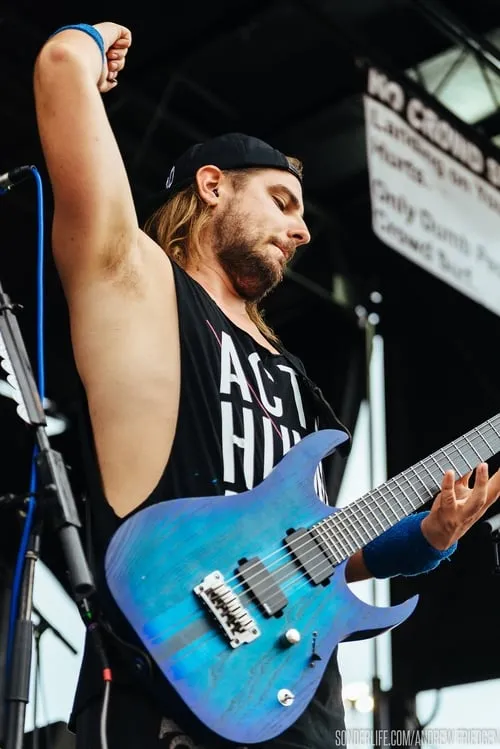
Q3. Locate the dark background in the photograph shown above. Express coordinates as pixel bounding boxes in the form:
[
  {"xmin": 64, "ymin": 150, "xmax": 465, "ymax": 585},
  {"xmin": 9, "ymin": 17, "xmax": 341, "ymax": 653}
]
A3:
[{"xmin": 0, "ymin": 0, "xmax": 499, "ymax": 708}]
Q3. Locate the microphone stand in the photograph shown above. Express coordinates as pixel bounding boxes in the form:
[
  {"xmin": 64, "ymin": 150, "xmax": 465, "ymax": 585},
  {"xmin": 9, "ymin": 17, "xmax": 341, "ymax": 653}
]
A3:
[
  {"xmin": 284, "ymin": 269, "xmax": 391, "ymax": 744},
  {"xmin": 31, "ymin": 605, "xmax": 78, "ymax": 749},
  {"xmin": 32, "ymin": 605, "xmax": 78, "ymax": 658},
  {"xmin": 355, "ymin": 296, "xmax": 391, "ymax": 749},
  {"xmin": 0, "ymin": 279, "xmax": 94, "ymax": 749},
  {"xmin": 482, "ymin": 513, "xmax": 500, "ymax": 574}
]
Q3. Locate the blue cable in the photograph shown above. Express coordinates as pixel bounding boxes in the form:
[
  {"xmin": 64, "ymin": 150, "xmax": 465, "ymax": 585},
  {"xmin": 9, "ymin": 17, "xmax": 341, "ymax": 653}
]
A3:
[
  {"xmin": 34, "ymin": 166, "xmax": 45, "ymax": 399},
  {"xmin": 5, "ymin": 165, "xmax": 45, "ymax": 674}
]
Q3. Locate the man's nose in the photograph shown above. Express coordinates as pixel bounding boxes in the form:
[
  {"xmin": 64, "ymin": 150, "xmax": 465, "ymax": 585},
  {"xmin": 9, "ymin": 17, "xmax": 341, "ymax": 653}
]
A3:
[{"xmin": 289, "ymin": 219, "xmax": 311, "ymax": 247}]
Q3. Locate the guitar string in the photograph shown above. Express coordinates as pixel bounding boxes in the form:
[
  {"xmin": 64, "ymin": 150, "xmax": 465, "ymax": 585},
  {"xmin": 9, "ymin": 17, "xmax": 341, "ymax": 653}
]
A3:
[
  {"xmin": 210, "ymin": 419, "xmax": 500, "ymax": 594},
  {"xmin": 140, "ymin": 422, "xmax": 500, "ymax": 643},
  {"xmin": 143, "ymin": 424, "xmax": 499, "ymax": 637},
  {"xmin": 143, "ymin": 422, "xmax": 494, "ymax": 656}
]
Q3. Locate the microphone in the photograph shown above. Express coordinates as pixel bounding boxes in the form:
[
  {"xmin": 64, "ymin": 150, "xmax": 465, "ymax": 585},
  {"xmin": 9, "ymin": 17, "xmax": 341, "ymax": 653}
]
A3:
[
  {"xmin": 0, "ymin": 165, "xmax": 34, "ymax": 193},
  {"xmin": 483, "ymin": 512, "xmax": 500, "ymax": 535}
]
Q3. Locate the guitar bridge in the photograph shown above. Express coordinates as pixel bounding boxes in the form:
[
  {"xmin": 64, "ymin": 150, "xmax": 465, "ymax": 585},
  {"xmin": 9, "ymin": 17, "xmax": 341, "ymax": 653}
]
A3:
[{"xmin": 194, "ymin": 571, "xmax": 261, "ymax": 648}]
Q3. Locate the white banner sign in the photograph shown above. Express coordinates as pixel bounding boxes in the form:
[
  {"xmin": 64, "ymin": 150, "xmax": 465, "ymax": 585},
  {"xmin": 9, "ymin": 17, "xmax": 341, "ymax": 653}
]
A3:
[{"xmin": 365, "ymin": 67, "xmax": 500, "ymax": 318}]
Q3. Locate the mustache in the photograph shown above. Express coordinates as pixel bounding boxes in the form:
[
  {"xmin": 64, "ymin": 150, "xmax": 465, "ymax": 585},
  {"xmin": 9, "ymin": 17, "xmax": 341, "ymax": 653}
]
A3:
[{"xmin": 270, "ymin": 238, "xmax": 296, "ymax": 260}]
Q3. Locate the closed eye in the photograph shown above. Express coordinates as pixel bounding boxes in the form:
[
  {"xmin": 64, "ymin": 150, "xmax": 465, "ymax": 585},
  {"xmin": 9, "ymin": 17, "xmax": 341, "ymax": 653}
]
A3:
[{"xmin": 273, "ymin": 196, "xmax": 287, "ymax": 211}]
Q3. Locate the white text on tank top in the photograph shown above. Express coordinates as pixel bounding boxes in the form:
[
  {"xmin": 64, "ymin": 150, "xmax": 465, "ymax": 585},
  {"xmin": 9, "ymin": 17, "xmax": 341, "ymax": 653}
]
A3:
[{"xmin": 217, "ymin": 330, "xmax": 328, "ymax": 502}]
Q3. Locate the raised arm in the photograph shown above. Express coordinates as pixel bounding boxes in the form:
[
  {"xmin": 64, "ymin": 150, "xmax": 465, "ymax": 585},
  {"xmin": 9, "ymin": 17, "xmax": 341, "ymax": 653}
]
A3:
[{"xmin": 34, "ymin": 23, "xmax": 137, "ymax": 289}]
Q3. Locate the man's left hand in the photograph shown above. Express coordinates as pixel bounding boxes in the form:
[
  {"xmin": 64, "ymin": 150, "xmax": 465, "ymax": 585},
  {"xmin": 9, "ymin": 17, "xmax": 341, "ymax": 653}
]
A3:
[{"xmin": 421, "ymin": 463, "xmax": 500, "ymax": 550}]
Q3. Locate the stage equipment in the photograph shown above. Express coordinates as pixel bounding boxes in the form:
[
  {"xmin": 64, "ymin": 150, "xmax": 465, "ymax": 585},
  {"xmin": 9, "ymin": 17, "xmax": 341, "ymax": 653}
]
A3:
[{"xmin": 0, "ymin": 274, "xmax": 94, "ymax": 749}]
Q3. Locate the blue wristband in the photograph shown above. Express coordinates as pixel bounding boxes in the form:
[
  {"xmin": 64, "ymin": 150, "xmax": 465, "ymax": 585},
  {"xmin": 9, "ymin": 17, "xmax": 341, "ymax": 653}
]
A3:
[
  {"xmin": 48, "ymin": 24, "xmax": 105, "ymax": 65},
  {"xmin": 362, "ymin": 511, "xmax": 457, "ymax": 579}
]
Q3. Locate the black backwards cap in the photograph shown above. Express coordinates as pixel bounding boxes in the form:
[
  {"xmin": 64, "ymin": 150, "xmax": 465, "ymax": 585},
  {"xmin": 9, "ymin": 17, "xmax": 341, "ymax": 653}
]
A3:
[{"xmin": 162, "ymin": 132, "xmax": 302, "ymax": 200}]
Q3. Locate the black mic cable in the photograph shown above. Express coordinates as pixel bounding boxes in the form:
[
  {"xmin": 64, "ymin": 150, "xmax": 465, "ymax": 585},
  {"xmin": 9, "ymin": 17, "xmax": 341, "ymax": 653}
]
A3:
[{"xmin": 79, "ymin": 598, "xmax": 112, "ymax": 749}]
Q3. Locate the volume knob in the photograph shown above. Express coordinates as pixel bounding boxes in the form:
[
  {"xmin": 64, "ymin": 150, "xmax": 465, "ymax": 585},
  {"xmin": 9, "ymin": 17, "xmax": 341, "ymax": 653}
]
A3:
[
  {"xmin": 284, "ymin": 628, "xmax": 301, "ymax": 645},
  {"xmin": 277, "ymin": 688, "xmax": 295, "ymax": 706}
]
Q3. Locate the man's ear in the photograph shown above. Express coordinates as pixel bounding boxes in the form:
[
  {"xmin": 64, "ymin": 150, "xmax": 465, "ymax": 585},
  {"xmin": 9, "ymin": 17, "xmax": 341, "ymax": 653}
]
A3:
[{"xmin": 196, "ymin": 165, "xmax": 223, "ymax": 206}]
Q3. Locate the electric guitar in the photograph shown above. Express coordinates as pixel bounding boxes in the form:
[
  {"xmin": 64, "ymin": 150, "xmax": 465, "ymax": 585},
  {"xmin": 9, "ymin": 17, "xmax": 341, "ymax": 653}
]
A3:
[{"xmin": 105, "ymin": 415, "xmax": 500, "ymax": 744}]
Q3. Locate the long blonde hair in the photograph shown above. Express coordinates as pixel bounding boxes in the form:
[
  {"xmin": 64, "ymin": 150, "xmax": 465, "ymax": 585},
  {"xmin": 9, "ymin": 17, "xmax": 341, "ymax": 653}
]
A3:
[{"xmin": 143, "ymin": 159, "xmax": 303, "ymax": 343}]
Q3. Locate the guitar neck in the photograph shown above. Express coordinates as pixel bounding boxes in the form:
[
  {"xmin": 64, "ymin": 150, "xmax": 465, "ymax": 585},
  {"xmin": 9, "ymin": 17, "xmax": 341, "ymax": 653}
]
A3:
[{"xmin": 317, "ymin": 413, "xmax": 500, "ymax": 563}]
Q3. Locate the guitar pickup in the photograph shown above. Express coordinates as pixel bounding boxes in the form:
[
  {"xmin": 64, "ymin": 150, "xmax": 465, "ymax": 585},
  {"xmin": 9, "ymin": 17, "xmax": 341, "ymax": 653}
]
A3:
[
  {"xmin": 237, "ymin": 557, "xmax": 287, "ymax": 616},
  {"xmin": 285, "ymin": 528, "xmax": 334, "ymax": 585}
]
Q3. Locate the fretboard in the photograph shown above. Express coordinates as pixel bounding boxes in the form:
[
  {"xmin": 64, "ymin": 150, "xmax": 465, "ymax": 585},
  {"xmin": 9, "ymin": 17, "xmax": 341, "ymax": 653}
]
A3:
[{"xmin": 313, "ymin": 413, "xmax": 500, "ymax": 563}]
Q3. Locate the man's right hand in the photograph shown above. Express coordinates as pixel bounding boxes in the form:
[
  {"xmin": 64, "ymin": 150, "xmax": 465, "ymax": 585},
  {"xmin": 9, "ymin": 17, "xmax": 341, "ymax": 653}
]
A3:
[
  {"xmin": 35, "ymin": 19, "xmax": 181, "ymax": 518},
  {"xmin": 93, "ymin": 22, "xmax": 132, "ymax": 93},
  {"xmin": 34, "ymin": 19, "xmax": 138, "ymax": 281}
]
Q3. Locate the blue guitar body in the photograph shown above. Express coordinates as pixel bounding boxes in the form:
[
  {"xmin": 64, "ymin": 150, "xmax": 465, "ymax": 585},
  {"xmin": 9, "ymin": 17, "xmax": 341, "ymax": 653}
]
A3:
[{"xmin": 105, "ymin": 429, "xmax": 418, "ymax": 744}]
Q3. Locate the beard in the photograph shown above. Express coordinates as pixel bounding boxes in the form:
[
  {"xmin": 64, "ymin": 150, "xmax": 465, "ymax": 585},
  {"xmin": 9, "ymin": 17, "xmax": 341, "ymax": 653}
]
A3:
[{"xmin": 212, "ymin": 203, "xmax": 288, "ymax": 302}]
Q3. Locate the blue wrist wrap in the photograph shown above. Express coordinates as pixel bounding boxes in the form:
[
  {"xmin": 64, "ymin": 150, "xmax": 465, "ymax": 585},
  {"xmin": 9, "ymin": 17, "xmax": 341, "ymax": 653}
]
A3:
[
  {"xmin": 362, "ymin": 511, "xmax": 457, "ymax": 579},
  {"xmin": 49, "ymin": 24, "xmax": 105, "ymax": 65}
]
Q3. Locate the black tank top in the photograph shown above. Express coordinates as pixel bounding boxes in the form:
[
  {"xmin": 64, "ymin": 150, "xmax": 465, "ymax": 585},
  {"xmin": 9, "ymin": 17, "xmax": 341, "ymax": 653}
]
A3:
[{"xmin": 70, "ymin": 261, "xmax": 349, "ymax": 746}]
